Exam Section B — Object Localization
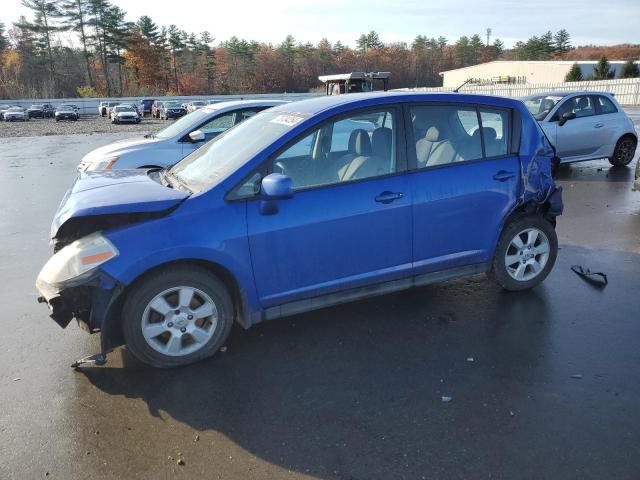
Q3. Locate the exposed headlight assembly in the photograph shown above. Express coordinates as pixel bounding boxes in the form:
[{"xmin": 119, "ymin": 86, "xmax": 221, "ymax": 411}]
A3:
[{"xmin": 38, "ymin": 232, "xmax": 119, "ymax": 286}]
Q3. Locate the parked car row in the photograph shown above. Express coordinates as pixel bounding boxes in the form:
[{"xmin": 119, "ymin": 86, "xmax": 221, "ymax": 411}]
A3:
[{"xmin": 0, "ymin": 103, "xmax": 80, "ymax": 121}]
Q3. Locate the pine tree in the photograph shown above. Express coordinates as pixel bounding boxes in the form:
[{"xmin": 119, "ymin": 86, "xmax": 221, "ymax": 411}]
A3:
[
  {"xmin": 564, "ymin": 62, "xmax": 583, "ymax": 82},
  {"xmin": 620, "ymin": 59, "xmax": 639, "ymax": 78},
  {"xmin": 592, "ymin": 56, "xmax": 615, "ymax": 80},
  {"xmin": 60, "ymin": 0, "xmax": 93, "ymax": 87},
  {"xmin": 16, "ymin": 0, "xmax": 65, "ymax": 91},
  {"xmin": 554, "ymin": 29, "xmax": 571, "ymax": 56},
  {"xmin": 136, "ymin": 15, "xmax": 158, "ymax": 44}
]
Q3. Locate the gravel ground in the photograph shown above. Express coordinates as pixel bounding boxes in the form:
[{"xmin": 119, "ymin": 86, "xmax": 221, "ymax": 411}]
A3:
[{"xmin": 0, "ymin": 114, "xmax": 168, "ymax": 138}]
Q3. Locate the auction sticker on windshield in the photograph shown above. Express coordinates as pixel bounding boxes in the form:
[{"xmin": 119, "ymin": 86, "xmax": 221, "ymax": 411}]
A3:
[{"xmin": 270, "ymin": 113, "xmax": 307, "ymax": 126}]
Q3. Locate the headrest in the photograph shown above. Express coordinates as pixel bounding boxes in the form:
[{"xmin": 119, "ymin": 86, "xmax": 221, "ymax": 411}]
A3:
[
  {"xmin": 348, "ymin": 129, "xmax": 372, "ymax": 156},
  {"xmin": 425, "ymin": 126, "xmax": 441, "ymax": 142},
  {"xmin": 577, "ymin": 97, "xmax": 588, "ymax": 109},
  {"xmin": 372, "ymin": 127, "xmax": 392, "ymax": 157},
  {"xmin": 483, "ymin": 127, "xmax": 497, "ymax": 141}
]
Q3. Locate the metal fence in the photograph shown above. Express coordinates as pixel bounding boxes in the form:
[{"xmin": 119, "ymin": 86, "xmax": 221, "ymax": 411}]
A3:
[
  {"xmin": 398, "ymin": 78, "xmax": 640, "ymax": 105},
  {"xmin": 0, "ymin": 92, "xmax": 321, "ymax": 115}
]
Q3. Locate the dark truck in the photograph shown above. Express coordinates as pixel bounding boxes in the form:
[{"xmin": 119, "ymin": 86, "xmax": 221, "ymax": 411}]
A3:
[{"xmin": 318, "ymin": 72, "xmax": 391, "ymax": 95}]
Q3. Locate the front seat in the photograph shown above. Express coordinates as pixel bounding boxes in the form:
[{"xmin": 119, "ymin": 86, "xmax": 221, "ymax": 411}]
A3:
[{"xmin": 339, "ymin": 129, "xmax": 385, "ymax": 181}]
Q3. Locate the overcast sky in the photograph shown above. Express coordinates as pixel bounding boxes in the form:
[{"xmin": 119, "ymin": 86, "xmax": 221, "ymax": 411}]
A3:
[{"xmin": 1, "ymin": 0, "xmax": 637, "ymax": 48}]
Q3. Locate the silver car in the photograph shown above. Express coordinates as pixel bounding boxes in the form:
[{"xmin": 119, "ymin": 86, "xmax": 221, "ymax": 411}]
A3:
[
  {"xmin": 79, "ymin": 99, "xmax": 287, "ymax": 171},
  {"xmin": 522, "ymin": 92, "xmax": 637, "ymax": 166},
  {"xmin": 110, "ymin": 104, "xmax": 141, "ymax": 124},
  {"xmin": 3, "ymin": 106, "xmax": 29, "ymax": 122}
]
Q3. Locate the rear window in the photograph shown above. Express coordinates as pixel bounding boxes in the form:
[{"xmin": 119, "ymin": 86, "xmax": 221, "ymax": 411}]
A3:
[{"xmin": 595, "ymin": 96, "xmax": 618, "ymax": 114}]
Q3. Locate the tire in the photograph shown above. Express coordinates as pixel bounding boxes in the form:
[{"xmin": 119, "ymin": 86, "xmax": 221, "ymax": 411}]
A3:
[
  {"xmin": 122, "ymin": 265, "xmax": 234, "ymax": 368},
  {"xmin": 609, "ymin": 135, "xmax": 637, "ymax": 166},
  {"xmin": 489, "ymin": 215, "xmax": 558, "ymax": 291}
]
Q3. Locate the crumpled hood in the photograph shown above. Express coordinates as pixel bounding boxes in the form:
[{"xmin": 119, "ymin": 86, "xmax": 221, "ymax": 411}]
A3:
[
  {"xmin": 51, "ymin": 169, "xmax": 188, "ymax": 238},
  {"xmin": 81, "ymin": 136, "xmax": 160, "ymax": 164}
]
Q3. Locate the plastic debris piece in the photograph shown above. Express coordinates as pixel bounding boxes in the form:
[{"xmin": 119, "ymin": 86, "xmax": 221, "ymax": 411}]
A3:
[
  {"xmin": 571, "ymin": 265, "xmax": 608, "ymax": 288},
  {"xmin": 466, "ymin": 357, "xmax": 474, "ymax": 362},
  {"xmin": 220, "ymin": 346, "xmax": 227, "ymax": 353},
  {"xmin": 571, "ymin": 374, "xmax": 583, "ymax": 379},
  {"xmin": 441, "ymin": 396, "xmax": 452, "ymax": 403}
]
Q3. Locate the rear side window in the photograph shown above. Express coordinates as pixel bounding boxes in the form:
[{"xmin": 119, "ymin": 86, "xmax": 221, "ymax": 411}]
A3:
[
  {"xmin": 479, "ymin": 108, "xmax": 509, "ymax": 157},
  {"xmin": 410, "ymin": 105, "xmax": 483, "ymax": 168},
  {"xmin": 595, "ymin": 96, "xmax": 618, "ymax": 114}
]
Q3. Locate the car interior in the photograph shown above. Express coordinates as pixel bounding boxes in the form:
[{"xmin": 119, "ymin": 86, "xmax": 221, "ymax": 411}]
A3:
[{"xmin": 271, "ymin": 110, "xmax": 396, "ymax": 190}]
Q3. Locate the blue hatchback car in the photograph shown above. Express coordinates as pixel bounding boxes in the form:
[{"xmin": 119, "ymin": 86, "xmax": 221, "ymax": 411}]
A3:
[{"xmin": 36, "ymin": 92, "xmax": 563, "ymax": 368}]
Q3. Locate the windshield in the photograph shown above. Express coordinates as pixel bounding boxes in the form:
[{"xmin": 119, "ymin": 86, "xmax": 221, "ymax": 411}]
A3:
[
  {"xmin": 165, "ymin": 102, "xmax": 181, "ymax": 108},
  {"xmin": 115, "ymin": 106, "xmax": 134, "ymax": 112},
  {"xmin": 8, "ymin": 107, "xmax": 22, "ymax": 111},
  {"xmin": 193, "ymin": 101, "xmax": 205, "ymax": 106},
  {"xmin": 522, "ymin": 95, "xmax": 564, "ymax": 121},
  {"xmin": 58, "ymin": 105, "xmax": 74, "ymax": 110},
  {"xmin": 154, "ymin": 108, "xmax": 212, "ymax": 139},
  {"xmin": 31, "ymin": 105, "xmax": 43, "ymax": 108},
  {"xmin": 170, "ymin": 110, "xmax": 308, "ymax": 193}
]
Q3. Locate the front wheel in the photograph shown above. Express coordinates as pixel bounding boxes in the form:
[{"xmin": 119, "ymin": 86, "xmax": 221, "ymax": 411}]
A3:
[
  {"xmin": 609, "ymin": 135, "xmax": 637, "ymax": 166},
  {"xmin": 122, "ymin": 266, "xmax": 234, "ymax": 368},
  {"xmin": 489, "ymin": 215, "xmax": 558, "ymax": 291}
]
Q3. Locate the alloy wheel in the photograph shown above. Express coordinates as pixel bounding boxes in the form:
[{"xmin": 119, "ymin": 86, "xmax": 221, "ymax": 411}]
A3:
[
  {"xmin": 141, "ymin": 286, "xmax": 218, "ymax": 357},
  {"xmin": 504, "ymin": 228, "xmax": 550, "ymax": 282}
]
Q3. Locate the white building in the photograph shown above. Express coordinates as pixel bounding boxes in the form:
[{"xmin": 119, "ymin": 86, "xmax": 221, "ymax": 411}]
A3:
[{"xmin": 440, "ymin": 60, "xmax": 640, "ymax": 87}]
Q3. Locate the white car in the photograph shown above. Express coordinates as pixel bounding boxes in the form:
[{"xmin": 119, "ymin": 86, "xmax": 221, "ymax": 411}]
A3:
[
  {"xmin": 3, "ymin": 107, "xmax": 29, "ymax": 122},
  {"xmin": 186, "ymin": 101, "xmax": 207, "ymax": 113},
  {"xmin": 110, "ymin": 104, "xmax": 141, "ymax": 124},
  {"xmin": 79, "ymin": 99, "xmax": 287, "ymax": 171},
  {"xmin": 522, "ymin": 92, "xmax": 637, "ymax": 166}
]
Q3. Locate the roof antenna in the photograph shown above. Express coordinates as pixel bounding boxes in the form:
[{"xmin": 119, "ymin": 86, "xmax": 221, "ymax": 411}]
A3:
[{"xmin": 453, "ymin": 78, "xmax": 472, "ymax": 93}]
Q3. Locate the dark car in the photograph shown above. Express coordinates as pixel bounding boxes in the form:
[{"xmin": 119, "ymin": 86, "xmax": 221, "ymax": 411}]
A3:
[
  {"xmin": 138, "ymin": 99, "xmax": 155, "ymax": 117},
  {"xmin": 27, "ymin": 104, "xmax": 50, "ymax": 118},
  {"xmin": 158, "ymin": 101, "xmax": 187, "ymax": 120}
]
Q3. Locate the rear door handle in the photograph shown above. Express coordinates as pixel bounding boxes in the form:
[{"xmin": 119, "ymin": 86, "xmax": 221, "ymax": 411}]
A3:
[
  {"xmin": 594, "ymin": 123, "xmax": 604, "ymax": 128},
  {"xmin": 375, "ymin": 191, "xmax": 404, "ymax": 204},
  {"xmin": 493, "ymin": 170, "xmax": 516, "ymax": 182}
]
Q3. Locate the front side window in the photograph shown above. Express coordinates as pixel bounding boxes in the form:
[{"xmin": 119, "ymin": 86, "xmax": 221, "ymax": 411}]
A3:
[
  {"xmin": 554, "ymin": 95, "xmax": 595, "ymax": 120},
  {"xmin": 411, "ymin": 105, "xmax": 483, "ymax": 167},
  {"xmin": 269, "ymin": 109, "xmax": 396, "ymax": 190},
  {"xmin": 199, "ymin": 112, "xmax": 235, "ymax": 134}
]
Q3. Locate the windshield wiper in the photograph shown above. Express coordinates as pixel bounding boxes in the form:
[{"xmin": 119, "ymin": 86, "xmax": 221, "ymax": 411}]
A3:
[{"xmin": 164, "ymin": 169, "xmax": 192, "ymax": 193}]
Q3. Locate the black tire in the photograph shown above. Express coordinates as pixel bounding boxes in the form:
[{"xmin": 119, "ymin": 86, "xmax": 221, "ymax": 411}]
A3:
[
  {"xmin": 489, "ymin": 215, "xmax": 558, "ymax": 291},
  {"xmin": 122, "ymin": 265, "xmax": 234, "ymax": 368},
  {"xmin": 609, "ymin": 135, "xmax": 637, "ymax": 166}
]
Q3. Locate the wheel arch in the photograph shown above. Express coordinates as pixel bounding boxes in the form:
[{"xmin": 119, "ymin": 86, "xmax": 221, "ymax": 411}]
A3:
[{"xmin": 101, "ymin": 258, "xmax": 254, "ymax": 354}]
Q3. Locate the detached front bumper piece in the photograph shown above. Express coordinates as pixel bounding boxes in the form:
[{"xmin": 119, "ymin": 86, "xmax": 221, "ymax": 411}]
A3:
[{"xmin": 36, "ymin": 271, "xmax": 126, "ymax": 358}]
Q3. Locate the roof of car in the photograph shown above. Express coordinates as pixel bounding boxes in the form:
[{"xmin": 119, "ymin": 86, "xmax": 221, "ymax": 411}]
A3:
[
  {"xmin": 521, "ymin": 91, "xmax": 614, "ymax": 99},
  {"xmin": 201, "ymin": 99, "xmax": 289, "ymax": 112},
  {"xmin": 269, "ymin": 91, "xmax": 522, "ymax": 115}
]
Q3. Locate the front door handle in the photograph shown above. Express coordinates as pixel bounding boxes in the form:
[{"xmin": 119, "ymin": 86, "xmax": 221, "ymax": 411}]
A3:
[
  {"xmin": 493, "ymin": 170, "xmax": 516, "ymax": 182},
  {"xmin": 594, "ymin": 123, "xmax": 604, "ymax": 128},
  {"xmin": 375, "ymin": 191, "xmax": 404, "ymax": 204}
]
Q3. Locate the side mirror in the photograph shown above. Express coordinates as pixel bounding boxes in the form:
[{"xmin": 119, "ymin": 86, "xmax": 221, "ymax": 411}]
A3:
[
  {"xmin": 188, "ymin": 130, "xmax": 205, "ymax": 142},
  {"xmin": 259, "ymin": 173, "xmax": 294, "ymax": 215},
  {"xmin": 558, "ymin": 111, "xmax": 576, "ymax": 126}
]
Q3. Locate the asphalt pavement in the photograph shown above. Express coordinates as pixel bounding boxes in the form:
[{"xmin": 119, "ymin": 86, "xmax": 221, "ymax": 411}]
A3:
[{"xmin": 0, "ymin": 116, "xmax": 639, "ymax": 479}]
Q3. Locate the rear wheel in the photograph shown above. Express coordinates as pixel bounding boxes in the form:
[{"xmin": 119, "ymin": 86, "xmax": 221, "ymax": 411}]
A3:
[
  {"xmin": 122, "ymin": 266, "xmax": 234, "ymax": 368},
  {"xmin": 489, "ymin": 215, "xmax": 558, "ymax": 291},
  {"xmin": 609, "ymin": 135, "xmax": 637, "ymax": 166}
]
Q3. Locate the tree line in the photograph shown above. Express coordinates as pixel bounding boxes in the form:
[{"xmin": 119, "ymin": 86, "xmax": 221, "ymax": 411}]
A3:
[{"xmin": 0, "ymin": 1, "xmax": 638, "ymax": 99}]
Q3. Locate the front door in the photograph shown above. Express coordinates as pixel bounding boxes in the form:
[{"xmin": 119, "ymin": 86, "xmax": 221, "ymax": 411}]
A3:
[
  {"xmin": 553, "ymin": 95, "xmax": 608, "ymax": 160},
  {"xmin": 246, "ymin": 107, "xmax": 413, "ymax": 308}
]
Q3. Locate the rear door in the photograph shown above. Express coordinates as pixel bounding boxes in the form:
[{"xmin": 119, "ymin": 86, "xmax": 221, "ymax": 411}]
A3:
[{"xmin": 407, "ymin": 103, "xmax": 520, "ymax": 273}]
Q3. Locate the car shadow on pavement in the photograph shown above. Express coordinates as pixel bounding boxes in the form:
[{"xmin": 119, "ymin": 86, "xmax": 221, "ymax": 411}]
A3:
[
  {"xmin": 556, "ymin": 161, "xmax": 636, "ymax": 183},
  {"xmin": 76, "ymin": 278, "xmax": 553, "ymax": 478}
]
